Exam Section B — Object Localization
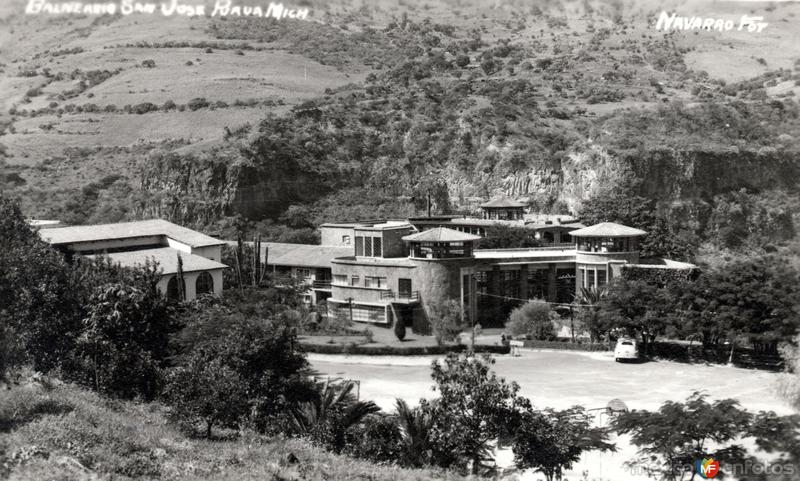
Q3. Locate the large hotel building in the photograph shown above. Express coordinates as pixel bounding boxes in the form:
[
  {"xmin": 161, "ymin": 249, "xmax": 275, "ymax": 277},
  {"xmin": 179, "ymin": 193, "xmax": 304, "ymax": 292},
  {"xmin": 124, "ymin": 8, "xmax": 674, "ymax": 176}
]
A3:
[{"xmin": 259, "ymin": 199, "xmax": 695, "ymax": 331}]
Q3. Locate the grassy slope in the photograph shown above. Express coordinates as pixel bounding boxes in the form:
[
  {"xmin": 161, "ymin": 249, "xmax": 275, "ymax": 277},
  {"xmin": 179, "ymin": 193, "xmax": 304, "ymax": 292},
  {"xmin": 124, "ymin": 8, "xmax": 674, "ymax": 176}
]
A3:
[
  {"xmin": 1, "ymin": 380, "xmax": 464, "ymax": 481},
  {"xmin": 0, "ymin": 0, "xmax": 798, "ymax": 220}
]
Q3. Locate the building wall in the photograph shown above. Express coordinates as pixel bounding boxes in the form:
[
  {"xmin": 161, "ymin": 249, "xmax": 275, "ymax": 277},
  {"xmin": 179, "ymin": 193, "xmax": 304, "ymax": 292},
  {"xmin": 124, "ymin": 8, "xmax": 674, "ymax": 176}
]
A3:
[
  {"xmin": 321, "ymin": 226, "xmax": 355, "ymax": 247},
  {"xmin": 156, "ymin": 268, "xmax": 223, "ymax": 301},
  {"xmin": 382, "ymin": 227, "xmax": 414, "ymax": 258},
  {"xmin": 190, "ymin": 244, "xmax": 223, "ymax": 262},
  {"xmin": 65, "ymin": 235, "xmax": 164, "ymax": 253}
]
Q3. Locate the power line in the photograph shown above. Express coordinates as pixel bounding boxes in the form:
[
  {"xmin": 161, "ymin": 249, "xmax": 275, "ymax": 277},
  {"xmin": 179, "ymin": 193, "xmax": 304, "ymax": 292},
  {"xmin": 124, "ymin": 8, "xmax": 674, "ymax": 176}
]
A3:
[{"xmin": 475, "ymin": 291, "xmax": 589, "ymax": 308}]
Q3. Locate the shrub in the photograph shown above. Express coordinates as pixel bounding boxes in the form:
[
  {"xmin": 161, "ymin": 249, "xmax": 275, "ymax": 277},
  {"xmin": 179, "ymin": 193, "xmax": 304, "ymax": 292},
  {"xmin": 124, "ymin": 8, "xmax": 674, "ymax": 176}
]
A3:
[
  {"xmin": 132, "ymin": 102, "xmax": 158, "ymax": 114},
  {"xmin": 345, "ymin": 414, "xmax": 402, "ymax": 463},
  {"xmin": 506, "ymin": 301, "xmax": 556, "ymax": 341},
  {"xmin": 167, "ymin": 315, "xmax": 315, "ymax": 435},
  {"xmin": 187, "ymin": 97, "xmax": 209, "ymax": 111},
  {"xmin": 428, "ymin": 299, "xmax": 466, "ymax": 346},
  {"xmin": 394, "ymin": 318, "xmax": 406, "ymax": 341},
  {"xmin": 72, "ymin": 280, "xmax": 178, "ymax": 400}
]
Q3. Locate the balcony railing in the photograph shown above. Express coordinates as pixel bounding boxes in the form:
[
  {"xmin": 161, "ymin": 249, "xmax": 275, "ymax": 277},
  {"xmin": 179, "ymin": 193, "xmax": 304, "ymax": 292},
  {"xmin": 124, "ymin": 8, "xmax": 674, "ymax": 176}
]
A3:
[
  {"xmin": 312, "ymin": 280, "xmax": 332, "ymax": 289},
  {"xmin": 380, "ymin": 290, "xmax": 420, "ymax": 301}
]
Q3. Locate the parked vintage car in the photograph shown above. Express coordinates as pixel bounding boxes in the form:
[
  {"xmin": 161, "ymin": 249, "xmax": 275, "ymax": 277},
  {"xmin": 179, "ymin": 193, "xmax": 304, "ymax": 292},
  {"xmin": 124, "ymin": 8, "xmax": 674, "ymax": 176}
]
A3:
[{"xmin": 614, "ymin": 337, "xmax": 639, "ymax": 362}]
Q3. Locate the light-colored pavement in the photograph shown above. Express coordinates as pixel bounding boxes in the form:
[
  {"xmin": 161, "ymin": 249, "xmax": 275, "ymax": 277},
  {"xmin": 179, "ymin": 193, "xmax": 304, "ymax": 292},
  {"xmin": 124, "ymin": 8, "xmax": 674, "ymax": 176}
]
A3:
[{"xmin": 308, "ymin": 349, "xmax": 791, "ymax": 481}]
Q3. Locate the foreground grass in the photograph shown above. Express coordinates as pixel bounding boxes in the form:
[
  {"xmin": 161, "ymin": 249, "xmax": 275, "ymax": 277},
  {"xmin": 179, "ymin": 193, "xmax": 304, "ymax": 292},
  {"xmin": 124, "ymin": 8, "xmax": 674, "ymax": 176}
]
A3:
[{"xmin": 0, "ymin": 379, "xmax": 465, "ymax": 481}]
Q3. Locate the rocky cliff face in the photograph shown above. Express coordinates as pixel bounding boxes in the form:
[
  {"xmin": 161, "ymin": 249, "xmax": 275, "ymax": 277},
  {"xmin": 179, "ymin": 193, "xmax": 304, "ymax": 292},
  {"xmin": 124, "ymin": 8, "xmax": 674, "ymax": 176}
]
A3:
[
  {"xmin": 136, "ymin": 139, "xmax": 800, "ymax": 227},
  {"xmin": 452, "ymin": 145, "xmax": 800, "ymax": 218}
]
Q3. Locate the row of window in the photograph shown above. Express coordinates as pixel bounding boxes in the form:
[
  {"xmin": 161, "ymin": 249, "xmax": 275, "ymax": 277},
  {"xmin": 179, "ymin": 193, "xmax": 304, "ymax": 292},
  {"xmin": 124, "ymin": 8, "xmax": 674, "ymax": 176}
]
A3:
[
  {"xmin": 333, "ymin": 274, "xmax": 388, "ymax": 288},
  {"xmin": 579, "ymin": 266, "xmax": 610, "ymax": 289},
  {"xmin": 166, "ymin": 271, "xmax": 214, "ymax": 299},
  {"xmin": 355, "ymin": 236, "xmax": 383, "ymax": 258},
  {"xmin": 334, "ymin": 304, "xmax": 386, "ymax": 323}
]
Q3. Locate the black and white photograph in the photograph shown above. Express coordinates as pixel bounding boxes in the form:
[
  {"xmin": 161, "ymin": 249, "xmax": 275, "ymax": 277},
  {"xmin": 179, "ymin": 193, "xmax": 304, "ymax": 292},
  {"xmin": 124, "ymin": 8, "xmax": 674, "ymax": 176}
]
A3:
[{"xmin": 1, "ymin": 0, "xmax": 800, "ymax": 479}]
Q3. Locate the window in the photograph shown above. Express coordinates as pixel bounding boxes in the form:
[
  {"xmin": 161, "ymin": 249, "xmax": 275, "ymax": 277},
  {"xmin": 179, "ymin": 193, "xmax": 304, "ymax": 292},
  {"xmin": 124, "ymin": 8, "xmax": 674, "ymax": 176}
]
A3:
[
  {"xmin": 399, "ymin": 278, "xmax": 412, "ymax": 297},
  {"xmin": 365, "ymin": 276, "xmax": 387, "ymax": 288},
  {"xmin": 597, "ymin": 269, "xmax": 607, "ymax": 287},
  {"xmin": 166, "ymin": 275, "xmax": 185, "ymax": 300},
  {"xmin": 295, "ymin": 268, "xmax": 311, "ymax": 280},
  {"xmin": 355, "ymin": 236, "xmax": 364, "ymax": 256},
  {"xmin": 373, "ymin": 237, "xmax": 382, "ymax": 257},
  {"xmin": 334, "ymin": 275, "xmax": 347, "ymax": 285},
  {"xmin": 350, "ymin": 275, "xmax": 360, "ymax": 286},
  {"xmin": 342, "ymin": 235, "xmax": 351, "ymax": 245},
  {"xmin": 195, "ymin": 271, "xmax": 214, "ymax": 295},
  {"xmin": 349, "ymin": 305, "xmax": 386, "ymax": 324},
  {"xmin": 364, "ymin": 237, "xmax": 373, "ymax": 257}
]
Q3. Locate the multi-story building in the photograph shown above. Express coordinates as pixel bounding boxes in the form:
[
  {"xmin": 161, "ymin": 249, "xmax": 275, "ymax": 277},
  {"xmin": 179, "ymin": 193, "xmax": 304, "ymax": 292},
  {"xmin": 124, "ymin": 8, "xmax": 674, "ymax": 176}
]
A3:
[
  {"xmin": 39, "ymin": 219, "xmax": 227, "ymax": 301},
  {"xmin": 315, "ymin": 219, "xmax": 694, "ymax": 331}
]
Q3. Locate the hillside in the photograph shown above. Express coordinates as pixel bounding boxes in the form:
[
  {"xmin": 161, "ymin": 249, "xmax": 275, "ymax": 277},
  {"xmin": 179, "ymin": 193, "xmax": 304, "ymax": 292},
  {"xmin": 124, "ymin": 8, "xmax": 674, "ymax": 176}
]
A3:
[
  {"xmin": 1, "ymin": 0, "xmax": 799, "ymax": 245},
  {"xmin": 0, "ymin": 377, "xmax": 464, "ymax": 481}
]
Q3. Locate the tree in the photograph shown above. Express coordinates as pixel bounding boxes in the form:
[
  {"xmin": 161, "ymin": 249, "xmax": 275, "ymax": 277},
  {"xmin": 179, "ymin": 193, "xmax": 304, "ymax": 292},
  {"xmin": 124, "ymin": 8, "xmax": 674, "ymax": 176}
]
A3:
[
  {"xmin": 694, "ymin": 256, "xmax": 799, "ymax": 357},
  {"xmin": 596, "ymin": 277, "xmax": 675, "ymax": 355},
  {"xmin": 164, "ymin": 350, "xmax": 249, "ymax": 438},
  {"xmin": 394, "ymin": 398, "xmax": 434, "ymax": 468},
  {"xmin": 75, "ymin": 282, "xmax": 177, "ymax": 400},
  {"xmin": 0, "ymin": 194, "xmax": 83, "ymax": 375},
  {"xmin": 614, "ymin": 392, "xmax": 752, "ymax": 481},
  {"xmin": 291, "ymin": 380, "xmax": 380, "ymax": 453},
  {"xmin": 428, "ymin": 299, "xmax": 466, "ymax": 346},
  {"xmin": 425, "ymin": 353, "xmax": 523, "ymax": 475},
  {"xmin": 513, "ymin": 406, "xmax": 614, "ymax": 481},
  {"xmin": 480, "ymin": 225, "xmax": 542, "ymax": 249},
  {"xmin": 170, "ymin": 315, "xmax": 315, "ymax": 433},
  {"xmin": 506, "ymin": 301, "xmax": 557, "ymax": 340}
]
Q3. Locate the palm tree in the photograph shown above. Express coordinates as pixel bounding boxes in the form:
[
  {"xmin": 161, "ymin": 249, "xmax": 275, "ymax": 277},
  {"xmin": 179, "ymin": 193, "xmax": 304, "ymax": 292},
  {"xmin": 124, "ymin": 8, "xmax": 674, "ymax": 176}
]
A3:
[
  {"xmin": 394, "ymin": 398, "xmax": 434, "ymax": 467},
  {"xmin": 291, "ymin": 380, "xmax": 379, "ymax": 453}
]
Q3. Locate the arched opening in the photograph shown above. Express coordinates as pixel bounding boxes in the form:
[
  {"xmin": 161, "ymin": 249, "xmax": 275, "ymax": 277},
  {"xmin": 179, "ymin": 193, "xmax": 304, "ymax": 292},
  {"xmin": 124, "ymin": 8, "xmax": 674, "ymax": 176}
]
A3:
[
  {"xmin": 167, "ymin": 275, "xmax": 185, "ymax": 300},
  {"xmin": 196, "ymin": 271, "xmax": 214, "ymax": 296}
]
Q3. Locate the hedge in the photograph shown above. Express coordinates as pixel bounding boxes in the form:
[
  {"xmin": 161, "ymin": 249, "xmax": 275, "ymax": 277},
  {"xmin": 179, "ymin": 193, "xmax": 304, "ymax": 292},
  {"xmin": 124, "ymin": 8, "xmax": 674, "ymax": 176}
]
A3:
[
  {"xmin": 299, "ymin": 342, "xmax": 510, "ymax": 356},
  {"xmin": 522, "ymin": 339, "xmax": 610, "ymax": 352}
]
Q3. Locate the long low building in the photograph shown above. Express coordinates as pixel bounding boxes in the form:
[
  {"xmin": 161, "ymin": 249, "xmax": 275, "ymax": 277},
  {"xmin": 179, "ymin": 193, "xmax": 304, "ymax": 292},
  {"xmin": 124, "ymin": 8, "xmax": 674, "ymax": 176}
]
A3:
[{"xmin": 39, "ymin": 219, "xmax": 227, "ymax": 300}]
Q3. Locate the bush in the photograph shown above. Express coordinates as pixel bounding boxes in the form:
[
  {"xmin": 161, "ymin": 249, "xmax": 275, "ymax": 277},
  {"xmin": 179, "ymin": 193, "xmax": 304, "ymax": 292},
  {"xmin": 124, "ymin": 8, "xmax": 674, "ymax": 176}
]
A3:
[
  {"xmin": 394, "ymin": 318, "xmax": 406, "ymax": 341},
  {"xmin": 506, "ymin": 301, "xmax": 557, "ymax": 341},
  {"xmin": 345, "ymin": 414, "xmax": 402, "ymax": 463},
  {"xmin": 299, "ymin": 342, "xmax": 509, "ymax": 356},
  {"xmin": 141, "ymin": 59, "xmax": 155, "ymax": 68},
  {"xmin": 428, "ymin": 299, "xmax": 466, "ymax": 346},
  {"xmin": 522, "ymin": 339, "xmax": 609, "ymax": 352},
  {"xmin": 167, "ymin": 315, "xmax": 315, "ymax": 435},
  {"xmin": 132, "ymin": 102, "xmax": 158, "ymax": 114},
  {"xmin": 187, "ymin": 97, "xmax": 209, "ymax": 111}
]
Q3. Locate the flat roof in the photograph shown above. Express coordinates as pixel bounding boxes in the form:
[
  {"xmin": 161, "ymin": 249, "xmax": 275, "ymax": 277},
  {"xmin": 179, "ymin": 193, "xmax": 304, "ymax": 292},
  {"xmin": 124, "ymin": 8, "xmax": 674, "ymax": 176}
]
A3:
[
  {"xmin": 40, "ymin": 219, "xmax": 226, "ymax": 248},
  {"xmin": 86, "ymin": 247, "xmax": 227, "ymax": 275},
  {"xmin": 475, "ymin": 248, "xmax": 577, "ymax": 261}
]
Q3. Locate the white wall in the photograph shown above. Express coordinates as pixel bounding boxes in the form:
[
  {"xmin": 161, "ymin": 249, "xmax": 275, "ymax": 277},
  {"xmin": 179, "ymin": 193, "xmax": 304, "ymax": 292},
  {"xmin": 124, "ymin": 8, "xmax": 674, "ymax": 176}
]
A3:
[{"xmin": 157, "ymin": 268, "xmax": 224, "ymax": 301}]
